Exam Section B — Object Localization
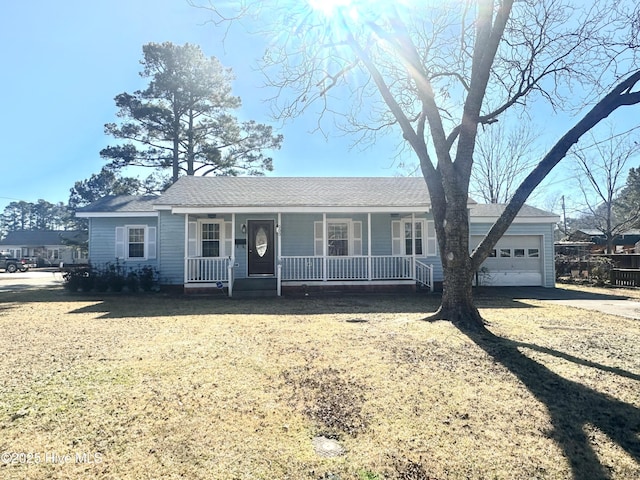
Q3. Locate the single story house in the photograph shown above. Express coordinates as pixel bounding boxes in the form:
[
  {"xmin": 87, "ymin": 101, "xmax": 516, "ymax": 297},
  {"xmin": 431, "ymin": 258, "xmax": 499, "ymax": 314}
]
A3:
[
  {"xmin": 76, "ymin": 177, "xmax": 559, "ymax": 295},
  {"xmin": 0, "ymin": 230, "xmax": 88, "ymax": 266},
  {"xmin": 568, "ymin": 229, "xmax": 640, "ymax": 254}
]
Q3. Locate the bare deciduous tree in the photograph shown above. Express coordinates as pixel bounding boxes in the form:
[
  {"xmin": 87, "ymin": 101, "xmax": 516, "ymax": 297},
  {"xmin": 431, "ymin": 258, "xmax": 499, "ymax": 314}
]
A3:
[
  {"xmin": 198, "ymin": 0, "xmax": 640, "ymax": 330},
  {"xmin": 572, "ymin": 126, "xmax": 640, "ymax": 253},
  {"xmin": 471, "ymin": 123, "xmax": 539, "ymax": 204}
]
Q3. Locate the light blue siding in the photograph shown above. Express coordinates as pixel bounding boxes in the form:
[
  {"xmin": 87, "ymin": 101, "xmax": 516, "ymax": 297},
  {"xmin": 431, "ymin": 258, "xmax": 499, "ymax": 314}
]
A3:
[
  {"xmin": 158, "ymin": 211, "xmax": 185, "ymax": 285},
  {"xmin": 281, "ymin": 214, "xmax": 318, "ymax": 256},
  {"xmin": 88, "ymin": 216, "xmax": 159, "ymax": 271}
]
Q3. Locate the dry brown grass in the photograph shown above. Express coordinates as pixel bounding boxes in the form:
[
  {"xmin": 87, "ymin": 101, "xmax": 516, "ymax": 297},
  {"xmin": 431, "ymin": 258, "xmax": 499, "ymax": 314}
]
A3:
[{"xmin": 0, "ymin": 286, "xmax": 638, "ymax": 479}]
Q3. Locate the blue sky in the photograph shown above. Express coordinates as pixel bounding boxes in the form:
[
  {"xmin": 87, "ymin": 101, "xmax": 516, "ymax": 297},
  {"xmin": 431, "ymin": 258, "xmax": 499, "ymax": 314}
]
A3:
[
  {"xmin": 0, "ymin": 0, "xmax": 411, "ymax": 215},
  {"xmin": 1, "ymin": 0, "xmax": 638, "ymax": 217}
]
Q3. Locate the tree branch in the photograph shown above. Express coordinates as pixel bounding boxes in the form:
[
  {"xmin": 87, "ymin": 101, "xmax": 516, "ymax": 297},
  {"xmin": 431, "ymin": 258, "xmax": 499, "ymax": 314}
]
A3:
[{"xmin": 471, "ymin": 70, "xmax": 640, "ymax": 268}]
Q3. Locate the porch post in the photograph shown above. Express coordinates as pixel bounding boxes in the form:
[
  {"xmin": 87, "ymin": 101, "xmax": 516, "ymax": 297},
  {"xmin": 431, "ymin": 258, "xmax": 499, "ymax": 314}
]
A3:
[
  {"xmin": 229, "ymin": 213, "xmax": 235, "ymax": 298},
  {"xmin": 412, "ymin": 212, "xmax": 416, "ymax": 280},
  {"xmin": 323, "ymin": 213, "xmax": 327, "ymax": 282},
  {"xmin": 277, "ymin": 212, "xmax": 282, "ymax": 296},
  {"xmin": 184, "ymin": 214, "xmax": 189, "ymax": 284},
  {"xmin": 430, "ymin": 264, "xmax": 434, "ymax": 292},
  {"xmin": 367, "ymin": 213, "xmax": 372, "ymax": 281}
]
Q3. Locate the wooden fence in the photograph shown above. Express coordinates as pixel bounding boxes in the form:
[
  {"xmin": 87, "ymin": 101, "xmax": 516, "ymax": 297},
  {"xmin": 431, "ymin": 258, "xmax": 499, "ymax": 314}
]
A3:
[{"xmin": 610, "ymin": 269, "xmax": 640, "ymax": 287}]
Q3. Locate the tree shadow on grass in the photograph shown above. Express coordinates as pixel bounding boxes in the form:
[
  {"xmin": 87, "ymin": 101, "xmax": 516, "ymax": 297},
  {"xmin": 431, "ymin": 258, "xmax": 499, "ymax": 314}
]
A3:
[
  {"xmin": 0, "ymin": 287, "xmax": 448, "ymax": 318},
  {"xmin": 459, "ymin": 325, "xmax": 640, "ymax": 479}
]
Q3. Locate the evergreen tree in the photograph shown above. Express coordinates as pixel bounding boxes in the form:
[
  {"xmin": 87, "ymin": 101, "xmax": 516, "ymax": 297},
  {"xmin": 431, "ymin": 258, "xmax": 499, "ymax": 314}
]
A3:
[{"xmin": 101, "ymin": 42, "xmax": 282, "ymax": 183}]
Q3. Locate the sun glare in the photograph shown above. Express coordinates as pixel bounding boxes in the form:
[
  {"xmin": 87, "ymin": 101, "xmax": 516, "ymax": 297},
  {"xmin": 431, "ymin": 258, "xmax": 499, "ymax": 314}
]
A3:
[{"xmin": 309, "ymin": 0, "xmax": 353, "ymax": 18}]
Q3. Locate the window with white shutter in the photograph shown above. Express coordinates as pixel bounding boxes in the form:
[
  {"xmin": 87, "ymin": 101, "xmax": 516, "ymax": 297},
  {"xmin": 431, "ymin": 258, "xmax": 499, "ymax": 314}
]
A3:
[
  {"xmin": 315, "ymin": 219, "xmax": 363, "ymax": 256},
  {"xmin": 392, "ymin": 219, "xmax": 435, "ymax": 256},
  {"xmin": 195, "ymin": 220, "xmax": 227, "ymax": 257},
  {"xmin": 115, "ymin": 225, "xmax": 156, "ymax": 260}
]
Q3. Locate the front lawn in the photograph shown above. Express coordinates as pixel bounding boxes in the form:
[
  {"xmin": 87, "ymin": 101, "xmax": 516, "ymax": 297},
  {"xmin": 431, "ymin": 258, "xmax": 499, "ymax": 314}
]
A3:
[{"xmin": 0, "ymin": 287, "xmax": 638, "ymax": 479}]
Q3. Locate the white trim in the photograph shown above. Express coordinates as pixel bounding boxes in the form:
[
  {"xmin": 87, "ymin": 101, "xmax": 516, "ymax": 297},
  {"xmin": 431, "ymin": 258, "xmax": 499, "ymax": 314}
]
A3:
[
  {"xmin": 231, "ymin": 213, "xmax": 236, "ymax": 263},
  {"xmin": 169, "ymin": 205, "xmax": 432, "ymax": 214},
  {"xmin": 184, "ymin": 282, "xmax": 229, "ymax": 290},
  {"xmin": 277, "ymin": 212, "xmax": 282, "ymax": 261},
  {"xmin": 282, "ymin": 280, "xmax": 416, "ymax": 287},
  {"xmin": 411, "ymin": 213, "xmax": 416, "ymax": 280},
  {"xmin": 322, "ymin": 214, "xmax": 327, "ymax": 282},
  {"xmin": 471, "ymin": 216, "xmax": 560, "ymax": 224},
  {"xmin": 367, "ymin": 213, "xmax": 372, "ymax": 282},
  {"xmin": 277, "ymin": 213, "xmax": 282, "ymax": 296}
]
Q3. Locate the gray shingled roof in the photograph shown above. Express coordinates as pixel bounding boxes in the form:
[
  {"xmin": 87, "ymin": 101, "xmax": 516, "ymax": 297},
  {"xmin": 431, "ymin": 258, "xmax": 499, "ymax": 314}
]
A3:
[
  {"xmin": 76, "ymin": 195, "xmax": 158, "ymax": 213},
  {"xmin": 0, "ymin": 230, "xmax": 87, "ymax": 246},
  {"xmin": 469, "ymin": 203, "xmax": 558, "ymax": 218},
  {"xmin": 154, "ymin": 176, "xmax": 435, "ymax": 208}
]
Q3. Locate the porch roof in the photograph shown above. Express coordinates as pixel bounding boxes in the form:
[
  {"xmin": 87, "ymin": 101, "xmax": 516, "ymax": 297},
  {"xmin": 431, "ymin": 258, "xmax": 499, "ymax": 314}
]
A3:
[{"xmin": 154, "ymin": 177, "xmax": 454, "ymax": 213}]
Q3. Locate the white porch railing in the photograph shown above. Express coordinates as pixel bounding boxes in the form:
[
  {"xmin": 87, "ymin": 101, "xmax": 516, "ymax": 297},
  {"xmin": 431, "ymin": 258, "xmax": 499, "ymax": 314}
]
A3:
[
  {"xmin": 415, "ymin": 259, "xmax": 434, "ymax": 292},
  {"xmin": 184, "ymin": 255, "xmax": 434, "ymax": 292},
  {"xmin": 185, "ymin": 257, "xmax": 230, "ymax": 283},
  {"xmin": 280, "ymin": 255, "xmax": 433, "ymax": 288}
]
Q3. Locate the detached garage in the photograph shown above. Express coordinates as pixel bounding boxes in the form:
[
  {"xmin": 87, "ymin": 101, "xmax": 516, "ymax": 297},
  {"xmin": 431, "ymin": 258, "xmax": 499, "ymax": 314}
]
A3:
[{"xmin": 470, "ymin": 204, "xmax": 559, "ymax": 287}]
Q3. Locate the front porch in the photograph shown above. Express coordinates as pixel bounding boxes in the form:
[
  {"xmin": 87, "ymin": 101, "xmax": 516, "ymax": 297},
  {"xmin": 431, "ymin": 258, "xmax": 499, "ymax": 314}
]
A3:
[{"xmin": 183, "ymin": 255, "xmax": 434, "ymax": 296}]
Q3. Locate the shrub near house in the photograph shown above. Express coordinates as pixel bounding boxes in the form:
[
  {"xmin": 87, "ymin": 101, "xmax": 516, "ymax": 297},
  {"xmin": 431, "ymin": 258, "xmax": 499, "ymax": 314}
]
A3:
[{"xmin": 63, "ymin": 262, "xmax": 158, "ymax": 293}]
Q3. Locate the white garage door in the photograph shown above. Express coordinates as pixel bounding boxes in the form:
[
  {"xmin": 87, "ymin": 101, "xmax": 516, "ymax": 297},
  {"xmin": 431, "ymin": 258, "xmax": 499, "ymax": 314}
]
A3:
[{"xmin": 471, "ymin": 235, "xmax": 543, "ymax": 286}]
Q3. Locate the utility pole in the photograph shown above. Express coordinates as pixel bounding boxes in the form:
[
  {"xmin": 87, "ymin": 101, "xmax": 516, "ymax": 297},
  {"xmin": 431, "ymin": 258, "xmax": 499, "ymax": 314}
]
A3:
[{"xmin": 561, "ymin": 195, "xmax": 568, "ymax": 236}]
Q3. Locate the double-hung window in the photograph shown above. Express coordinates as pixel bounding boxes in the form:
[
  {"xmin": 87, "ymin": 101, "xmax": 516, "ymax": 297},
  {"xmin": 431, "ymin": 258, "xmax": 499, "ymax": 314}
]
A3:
[
  {"xmin": 201, "ymin": 223, "xmax": 220, "ymax": 257},
  {"xmin": 115, "ymin": 225, "xmax": 156, "ymax": 260},
  {"xmin": 187, "ymin": 220, "xmax": 232, "ymax": 258},
  {"xmin": 392, "ymin": 218, "xmax": 437, "ymax": 256},
  {"xmin": 314, "ymin": 220, "xmax": 363, "ymax": 256},
  {"xmin": 404, "ymin": 221, "xmax": 424, "ymax": 255},
  {"xmin": 328, "ymin": 222, "xmax": 349, "ymax": 256},
  {"xmin": 128, "ymin": 227, "xmax": 145, "ymax": 258}
]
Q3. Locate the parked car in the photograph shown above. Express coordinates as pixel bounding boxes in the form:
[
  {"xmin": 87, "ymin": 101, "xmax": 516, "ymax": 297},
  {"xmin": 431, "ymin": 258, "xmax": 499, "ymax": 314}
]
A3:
[{"xmin": 0, "ymin": 253, "xmax": 29, "ymax": 273}]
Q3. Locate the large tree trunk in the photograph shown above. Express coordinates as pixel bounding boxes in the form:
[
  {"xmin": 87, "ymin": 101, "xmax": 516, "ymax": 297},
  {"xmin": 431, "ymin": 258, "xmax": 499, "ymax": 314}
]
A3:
[
  {"xmin": 425, "ymin": 190, "xmax": 487, "ymax": 331},
  {"xmin": 429, "ymin": 258, "xmax": 485, "ymax": 330}
]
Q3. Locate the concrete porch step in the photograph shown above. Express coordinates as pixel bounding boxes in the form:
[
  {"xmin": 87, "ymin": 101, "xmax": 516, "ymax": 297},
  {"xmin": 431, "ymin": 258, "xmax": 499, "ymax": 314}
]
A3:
[{"xmin": 232, "ymin": 277, "xmax": 277, "ymax": 298}]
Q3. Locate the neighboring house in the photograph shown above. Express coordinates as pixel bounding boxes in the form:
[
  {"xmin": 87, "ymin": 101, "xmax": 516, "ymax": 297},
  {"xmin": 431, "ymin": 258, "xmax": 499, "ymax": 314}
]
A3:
[
  {"xmin": 76, "ymin": 177, "xmax": 559, "ymax": 295},
  {"xmin": 0, "ymin": 230, "xmax": 88, "ymax": 265},
  {"xmin": 568, "ymin": 229, "xmax": 640, "ymax": 254}
]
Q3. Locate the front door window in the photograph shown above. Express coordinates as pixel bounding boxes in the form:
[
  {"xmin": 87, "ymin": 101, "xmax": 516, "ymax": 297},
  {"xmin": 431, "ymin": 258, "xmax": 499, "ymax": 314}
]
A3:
[{"xmin": 256, "ymin": 227, "xmax": 268, "ymax": 257}]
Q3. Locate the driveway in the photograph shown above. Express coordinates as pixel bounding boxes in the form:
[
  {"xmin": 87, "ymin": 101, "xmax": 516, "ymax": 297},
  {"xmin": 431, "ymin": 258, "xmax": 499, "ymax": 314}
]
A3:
[
  {"xmin": 0, "ymin": 270, "xmax": 65, "ymax": 293},
  {"xmin": 495, "ymin": 286, "xmax": 640, "ymax": 320}
]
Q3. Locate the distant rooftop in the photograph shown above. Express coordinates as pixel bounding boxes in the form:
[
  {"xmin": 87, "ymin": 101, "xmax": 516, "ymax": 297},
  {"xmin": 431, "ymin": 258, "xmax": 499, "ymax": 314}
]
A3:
[{"xmin": 0, "ymin": 230, "xmax": 87, "ymax": 246}]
